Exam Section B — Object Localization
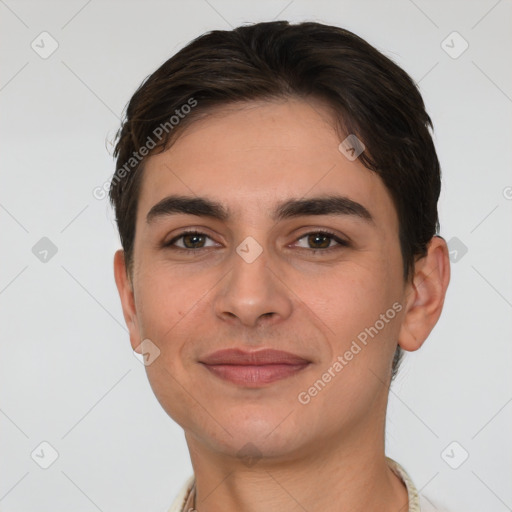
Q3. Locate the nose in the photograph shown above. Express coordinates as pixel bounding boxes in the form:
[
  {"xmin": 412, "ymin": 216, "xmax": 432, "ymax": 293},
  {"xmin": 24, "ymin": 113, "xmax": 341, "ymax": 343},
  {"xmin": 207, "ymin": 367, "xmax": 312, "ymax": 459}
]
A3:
[{"xmin": 212, "ymin": 243, "xmax": 293, "ymax": 328}]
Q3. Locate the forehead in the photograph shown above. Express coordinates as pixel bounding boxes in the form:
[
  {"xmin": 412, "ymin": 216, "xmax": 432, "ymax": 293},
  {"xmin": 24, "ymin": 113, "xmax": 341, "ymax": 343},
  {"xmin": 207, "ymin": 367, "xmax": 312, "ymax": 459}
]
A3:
[{"xmin": 137, "ymin": 99, "xmax": 397, "ymax": 229}]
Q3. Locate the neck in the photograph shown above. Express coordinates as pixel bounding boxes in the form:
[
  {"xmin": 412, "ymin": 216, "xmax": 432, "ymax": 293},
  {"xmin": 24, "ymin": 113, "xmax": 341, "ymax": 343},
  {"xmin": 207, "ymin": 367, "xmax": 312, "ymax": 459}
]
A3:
[{"xmin": 184, "ymin": 420, "xmax": 408, "ymax": 512}]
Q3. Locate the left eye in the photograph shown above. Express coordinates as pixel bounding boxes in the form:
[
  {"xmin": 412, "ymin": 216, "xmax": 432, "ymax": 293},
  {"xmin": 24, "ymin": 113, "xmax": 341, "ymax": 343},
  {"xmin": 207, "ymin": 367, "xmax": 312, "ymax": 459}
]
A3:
[{"xmin": 294, "ymin": 231, "xmax": 348, "ymax": 250}]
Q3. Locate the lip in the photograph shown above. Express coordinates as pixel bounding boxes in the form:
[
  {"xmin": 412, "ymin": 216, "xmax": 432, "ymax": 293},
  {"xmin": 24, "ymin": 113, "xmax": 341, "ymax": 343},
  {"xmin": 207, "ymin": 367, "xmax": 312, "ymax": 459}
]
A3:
[
  {"xmin": 199, "ymin": 349, "xmax": 311, "ymax": 387},
  {"xmin": 200, "ymin": 348, "xmax": 310, "ymax": 366}
]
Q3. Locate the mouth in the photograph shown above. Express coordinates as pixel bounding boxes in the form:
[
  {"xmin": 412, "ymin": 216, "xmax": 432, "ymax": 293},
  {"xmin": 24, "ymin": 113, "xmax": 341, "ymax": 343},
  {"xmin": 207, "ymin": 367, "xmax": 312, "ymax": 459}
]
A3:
[{"xmin": 199, "ymin": 348, "xmax": 311, "ymax": 387}]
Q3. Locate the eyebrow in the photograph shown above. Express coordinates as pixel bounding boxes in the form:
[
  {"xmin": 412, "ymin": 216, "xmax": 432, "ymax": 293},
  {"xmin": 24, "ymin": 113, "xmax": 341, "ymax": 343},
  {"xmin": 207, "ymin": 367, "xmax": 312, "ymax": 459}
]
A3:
[{"xmin": 146, "ymin": 194, "xmax": 374, "ymax": 225}]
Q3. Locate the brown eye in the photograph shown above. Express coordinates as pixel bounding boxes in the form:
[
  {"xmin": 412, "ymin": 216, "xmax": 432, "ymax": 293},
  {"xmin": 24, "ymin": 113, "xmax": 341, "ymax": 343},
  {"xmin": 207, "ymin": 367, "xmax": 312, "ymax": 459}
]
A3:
[
  {"xmin": 182, "ymin": 233, "xmax": 206, "ymax": 248},
  {"xmin": 294, "ymin": 231, "xmax": 349, "ymax": 252},
  {"xmin": 165, "ymin": 231, "xmax": 217, "ymax": 250},
  {"xmin": 307, "ymin": 233, "xmax": 332, "ymax": 249}
]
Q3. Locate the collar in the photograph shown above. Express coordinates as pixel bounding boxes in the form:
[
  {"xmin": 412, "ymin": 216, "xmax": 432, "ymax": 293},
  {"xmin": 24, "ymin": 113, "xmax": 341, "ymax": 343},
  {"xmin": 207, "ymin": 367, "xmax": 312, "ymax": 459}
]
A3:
[{"xmin": 386, "ymin": 457, "xmax": 421, "ymax": 512}]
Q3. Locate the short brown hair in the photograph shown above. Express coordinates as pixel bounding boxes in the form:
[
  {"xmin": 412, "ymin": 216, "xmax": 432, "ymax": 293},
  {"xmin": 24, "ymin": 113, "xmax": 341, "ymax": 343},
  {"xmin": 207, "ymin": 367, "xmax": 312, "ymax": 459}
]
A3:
[{"xmin": 110, "ymin": 20, "xmax": 442, "ymax": 379}]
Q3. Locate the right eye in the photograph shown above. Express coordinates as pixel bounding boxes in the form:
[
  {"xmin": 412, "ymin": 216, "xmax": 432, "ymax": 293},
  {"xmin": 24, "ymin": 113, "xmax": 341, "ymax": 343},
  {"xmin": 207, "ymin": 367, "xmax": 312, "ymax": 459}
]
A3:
[{"xmin": 164, "ymin": 230, "xmax": 218, "ymax": 250}]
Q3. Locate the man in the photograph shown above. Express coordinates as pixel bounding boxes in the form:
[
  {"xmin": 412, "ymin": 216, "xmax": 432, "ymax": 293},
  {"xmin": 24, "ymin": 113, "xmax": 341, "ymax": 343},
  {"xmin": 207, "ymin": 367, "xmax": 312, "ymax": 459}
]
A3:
[{"xmin": 110, "ymin": 20, "xmax": 450, "ymax": 511}]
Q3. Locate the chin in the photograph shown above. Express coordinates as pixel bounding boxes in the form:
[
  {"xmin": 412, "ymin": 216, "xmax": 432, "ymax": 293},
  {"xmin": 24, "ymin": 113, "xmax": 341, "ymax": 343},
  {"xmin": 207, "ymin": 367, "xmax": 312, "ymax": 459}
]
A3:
[
  {"xmin": 204, "ymin": 432, "xmax": 307, "ymax": 465},
  {"xmin": 188, "ymin": 407, "xmax": 313, "ymax": 462}
]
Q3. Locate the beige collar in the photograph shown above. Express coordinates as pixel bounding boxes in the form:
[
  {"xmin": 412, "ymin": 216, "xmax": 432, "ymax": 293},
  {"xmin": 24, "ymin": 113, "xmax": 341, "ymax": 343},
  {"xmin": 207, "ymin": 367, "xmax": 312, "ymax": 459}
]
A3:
[{"xmin": 386, "ymin": 457, "xmax": 421, "ymax": 512}]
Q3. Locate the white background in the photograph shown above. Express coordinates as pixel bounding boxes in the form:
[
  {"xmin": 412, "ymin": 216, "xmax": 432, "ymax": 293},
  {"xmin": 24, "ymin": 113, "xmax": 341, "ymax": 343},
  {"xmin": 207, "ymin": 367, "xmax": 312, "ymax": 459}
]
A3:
[{"xmin": 1, "ymin": 1, "xmax": 511, "ymax": 511}]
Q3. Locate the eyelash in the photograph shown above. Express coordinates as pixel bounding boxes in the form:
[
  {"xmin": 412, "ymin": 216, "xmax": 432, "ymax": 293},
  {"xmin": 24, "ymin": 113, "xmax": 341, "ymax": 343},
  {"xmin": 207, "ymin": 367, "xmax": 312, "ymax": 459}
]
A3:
[{"xmin": 163, "ymin": 229, "xmax": 350, "ymax": 255}]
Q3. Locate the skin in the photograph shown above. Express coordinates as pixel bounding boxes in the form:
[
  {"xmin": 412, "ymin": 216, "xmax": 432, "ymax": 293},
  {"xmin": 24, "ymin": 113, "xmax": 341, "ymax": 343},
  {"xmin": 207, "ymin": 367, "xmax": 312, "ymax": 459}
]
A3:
[{"xmin": 114, "ymin": 98, "xmax": 450, "ymax": 511}]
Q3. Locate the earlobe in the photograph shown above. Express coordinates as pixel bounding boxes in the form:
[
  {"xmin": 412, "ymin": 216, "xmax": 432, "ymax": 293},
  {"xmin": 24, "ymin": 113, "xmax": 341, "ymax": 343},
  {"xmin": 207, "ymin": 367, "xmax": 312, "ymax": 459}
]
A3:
[
  {"xmin": 397, "ymin": 236, "xmax": 451, "ymax": 352},
  {"xmin": 113, "ymin": 249, "xmax": 141, "ymax": 351}
]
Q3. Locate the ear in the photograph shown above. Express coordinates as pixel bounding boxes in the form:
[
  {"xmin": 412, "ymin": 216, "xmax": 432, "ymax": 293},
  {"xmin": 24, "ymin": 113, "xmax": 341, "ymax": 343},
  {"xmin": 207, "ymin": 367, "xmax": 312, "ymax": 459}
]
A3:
[
  {"xmin": 113, "ymin": 249, "xmax": 143, "ymax": 353},
  {"xmin": 398, "ymin": 236, "xmax": 451, "ymax": 352}
]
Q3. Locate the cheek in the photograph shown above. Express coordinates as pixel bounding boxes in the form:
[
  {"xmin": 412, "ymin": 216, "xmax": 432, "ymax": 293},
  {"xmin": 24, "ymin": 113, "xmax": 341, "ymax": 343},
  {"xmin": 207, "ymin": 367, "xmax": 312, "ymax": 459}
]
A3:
[
  {"xmin": 294, "ymin": 266, "xmax": 402, "ymax": 432},
  {"xmin": 299, "ymin": 257, "xmax": 403, "ymax": 390},
  {"xmin": 136, "ymin": 275, "xmax": 208, "ymax": 427},
  {"xmin": 134, "ymin": 261, "xmax": 206, "ymax": 338},
  {"xmin": 133, "ymin": 263, "xmax": 217, "ymax": 380},
  {"xmin": 305, "ymin": 259, "xmax": 395, "ymax": 331}
]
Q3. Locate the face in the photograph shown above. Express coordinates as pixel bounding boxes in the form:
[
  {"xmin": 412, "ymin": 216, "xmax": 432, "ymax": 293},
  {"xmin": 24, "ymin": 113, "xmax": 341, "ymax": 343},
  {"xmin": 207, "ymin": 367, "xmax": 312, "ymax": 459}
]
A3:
[{"xmin": 115, "ymin": 98, "xmax": 415, "ymax": 462}]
